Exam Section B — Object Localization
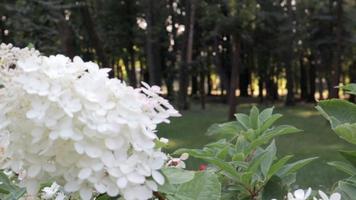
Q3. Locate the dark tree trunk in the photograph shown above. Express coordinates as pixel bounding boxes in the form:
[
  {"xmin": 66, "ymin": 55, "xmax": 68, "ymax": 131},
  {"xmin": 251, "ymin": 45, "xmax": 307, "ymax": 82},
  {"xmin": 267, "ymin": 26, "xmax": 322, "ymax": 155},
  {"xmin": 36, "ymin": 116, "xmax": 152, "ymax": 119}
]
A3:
[
  {"xmin": 178, "ymin": 0, "xmax": 195, "ymax": 110},
  {"xmin": 228, "ymin": 35, "xmax": 240, "ymax": 120},
  {"xmin": 239, "ymin": 67, "xmax": 250, "ymax": 97},
  {"xmin": 128, "ymin": 45, "xmax": 137, "ymax": 87},
  {"xmin": 258, "ymin": 77, "xmax": 264, "ymax": 102},
  {"xmin": 80, "ymin": 1, "xmax": 109, "ymax": 69},
  {"xmin": 191, "ymin": 75, "xmax": 198, "ymax": 97},
  {"xmin": 330, "ymin": 0, "xmax": 343, "ymax": 98},
  {"xmin": 58, "ymin": 18, "xmax": 77, "ymax": 59},
  {"xmin": 145, "ymin": 0, "xmax": 162, "ymax": 86},
  {"xmin": 199, "ymin": 70, "xmax": 206, "ymax": 109},
  {"xmin": 213, "ymin": 36, "xmax": 228, "ymax": 100},
  {"xmin": 307, "ymin": 57, "xmax": 316, "ymax": 103},
  {"xmin": 350, "ymin": 62, "xmax": 356, "ymax": 102},
  {"xmin": 165, "ymin": 0, "xmax": 178, "ymax": 101},
  {"xmin": 300, "ymin": 56, "xmax": 308, "ymax": 101},
  {"xmin": 285, "ymin": 0, "xmax": 295, "ymax": 106}
]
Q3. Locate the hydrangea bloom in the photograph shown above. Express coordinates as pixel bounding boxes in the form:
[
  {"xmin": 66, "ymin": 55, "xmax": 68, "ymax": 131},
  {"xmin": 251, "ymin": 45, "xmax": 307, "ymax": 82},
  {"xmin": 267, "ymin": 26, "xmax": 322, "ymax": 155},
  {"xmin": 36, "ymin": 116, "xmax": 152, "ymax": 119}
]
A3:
[
  {"xmin": 0, "ymin": 44, "xmax": 180, "ymax": 200},
  {"xmin": 287, "ymin": 188, "xmax": 312, "ymax": 200}
]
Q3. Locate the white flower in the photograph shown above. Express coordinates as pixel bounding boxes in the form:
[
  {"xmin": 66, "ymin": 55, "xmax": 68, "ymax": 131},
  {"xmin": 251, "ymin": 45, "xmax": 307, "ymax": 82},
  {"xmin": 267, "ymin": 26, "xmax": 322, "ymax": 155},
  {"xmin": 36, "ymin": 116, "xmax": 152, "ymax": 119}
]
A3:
[
  {"xmin": 166, "ymin": 153, "xmax": 189, "ymax": 168},
  {"xmin": 55, "ymin": 192, "xmax": 66, "ymax": 200},
  {"xmin": 0, "ymin": 44, "xmax": 179, "ymax": 200},
  {"xmin": 313, "ymin": 191, "xmax": 341, "ymax": 200},
  {"xmin": 288, "ymin": 188, "xmax": 312, "ymax": 200},
  {"xmin": 41, "ymin": 182, "xmax": 60, "ymax": 199}
]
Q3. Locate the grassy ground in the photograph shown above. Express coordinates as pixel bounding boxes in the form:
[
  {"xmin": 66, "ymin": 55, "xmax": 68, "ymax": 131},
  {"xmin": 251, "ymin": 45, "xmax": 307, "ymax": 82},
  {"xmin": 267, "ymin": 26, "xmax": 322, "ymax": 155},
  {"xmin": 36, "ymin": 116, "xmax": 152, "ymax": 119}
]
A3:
[{"xmin": 157, "ymin": 102, "xmax": 354, "ymax": 189}]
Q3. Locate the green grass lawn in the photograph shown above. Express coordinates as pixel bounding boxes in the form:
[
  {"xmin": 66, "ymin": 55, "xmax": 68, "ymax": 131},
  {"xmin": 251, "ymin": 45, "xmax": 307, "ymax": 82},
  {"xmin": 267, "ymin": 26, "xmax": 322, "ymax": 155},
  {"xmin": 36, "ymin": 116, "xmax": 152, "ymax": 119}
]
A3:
[{"xmin": 158, "ymin": 102, "xmax": 354, "ymax": 190}]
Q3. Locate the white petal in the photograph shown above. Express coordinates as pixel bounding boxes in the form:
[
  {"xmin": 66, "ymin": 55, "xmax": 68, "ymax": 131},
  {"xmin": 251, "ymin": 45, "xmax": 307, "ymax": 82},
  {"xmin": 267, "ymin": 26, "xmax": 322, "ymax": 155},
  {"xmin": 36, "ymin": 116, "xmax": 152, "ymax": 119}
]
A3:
[
  {"xmin": 127, "ymin": 173, "xmax": 145, "ymax": 184},
  {"xmin": 294, "ymin": 189, "xmax": 305, "ymax": 199},
  {"xmin": 146, "ymin": 180, "xmax": 158, "ymax": 191},
  {"xmin": 79, "ymin": 186, "xmax": 92, "ymax": 200},
  {"xmin": 105, "ymin": 138, "xmax": 123, "ymax": 150},
  {"xmin": 106, "ymin": 184, "xmax": 119, "ymax": 197},
  {"xmin": 330, "ymin": 193, "xmax": 341, "ymax": 200},
  {"xmin": 64, "ymin": 180, "xmax": 81, "ymax": 192},
  {"xmin": 305, "ymin": 188, "xmax": 312, "ymax": 198},
  {"xmin": 78, "ymin": 168, "xmax": 92, "ymax": 180},
  {"xmin": 27, "ymin": 165, "xmax": 41, "ymax": 177},
  {"xmin": 152, "ymin": 171, "xmax": 164, "ymax": 185},
  {"xmin": 116, "ymin": 177, "xmax": 128, "ymax": 188},
  {"xmin": 85, "ymin": 145, "xmax": 102, "ymax": 158},
  {"xmin": 94, "ymin": 183, "xmax": 106, "ymax": 193}
]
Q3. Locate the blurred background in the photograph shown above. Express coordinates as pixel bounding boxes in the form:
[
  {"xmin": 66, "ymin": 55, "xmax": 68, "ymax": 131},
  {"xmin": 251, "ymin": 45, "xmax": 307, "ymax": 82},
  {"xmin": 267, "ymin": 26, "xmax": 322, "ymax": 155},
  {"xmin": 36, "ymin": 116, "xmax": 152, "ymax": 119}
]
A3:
[{"xmin": 1, "ymin": 0, "xmax": 356, "ymax": 190}]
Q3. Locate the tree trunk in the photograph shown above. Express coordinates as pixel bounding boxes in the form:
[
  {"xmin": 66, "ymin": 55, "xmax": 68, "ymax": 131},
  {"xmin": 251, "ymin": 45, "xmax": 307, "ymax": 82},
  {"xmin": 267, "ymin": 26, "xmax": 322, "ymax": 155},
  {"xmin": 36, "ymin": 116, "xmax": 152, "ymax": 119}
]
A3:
[
  {"xmin": 228, "ymin": 35, "xmax": 240, "ymax": 120},
  {"xmin": 199, "ymin": 70, "xmax": 206, "ymax": 109},
  {"xmin": 178, "ymin": 0, "xmax": 195, "ymax": 110},
  {"xmin": 307, "ymin": 56, "xmax": 316, "ymax": 103},
  {"xmin": 128, "ymin": 45, "xmax": 137, "ymax": 87},
  {"xmin": 329, "ymin": 0, "xmax": 343, "ymax": 98},
  {"xmin": 300, "ymin": 56, "xmax": 308, "ymax": 101},
  {"xmin": 58, "ymin": 18, "xmax": 77, "ymax": 59},
  {"xmin": 191, "ymin": 75, "xmax": 198, "ymax": 97},
  {"xmin": 145, "ymin": 0, "xmax": 162, "ymax": 86},
  {"xmin": 285, "ymin": 0, "xmax": 295, "ymax": 106},
  {"xmin": 239, "ymin": 67, "xmax": 250, "ymax": 97},
  {"xmin": 350, "ymin": 62, "xmax": 356, "ymax": 102},
  {"xmin": 80, "ymin": 0, "xmax": 109, "ymax": 69}
]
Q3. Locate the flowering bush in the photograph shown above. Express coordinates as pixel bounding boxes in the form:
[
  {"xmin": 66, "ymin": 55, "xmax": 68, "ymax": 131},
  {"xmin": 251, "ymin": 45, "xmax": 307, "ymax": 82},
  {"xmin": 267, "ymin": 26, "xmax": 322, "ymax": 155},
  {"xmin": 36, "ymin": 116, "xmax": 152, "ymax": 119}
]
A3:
[{"xmin": 0, "ymin": 44, "xmax": 179, "ymax": 200}]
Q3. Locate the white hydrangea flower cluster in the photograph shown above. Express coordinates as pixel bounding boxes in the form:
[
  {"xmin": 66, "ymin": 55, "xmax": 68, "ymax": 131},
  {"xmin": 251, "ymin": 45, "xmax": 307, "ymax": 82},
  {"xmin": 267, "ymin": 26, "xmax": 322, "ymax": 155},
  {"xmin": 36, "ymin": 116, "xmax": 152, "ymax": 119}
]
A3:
[
  {"xmin": 271, "ymin": 188, "xmax": 341, "ymax": 200},
  {"xmin": 0, "ymin": 44, "xmax": 180, "ymax": 200}
]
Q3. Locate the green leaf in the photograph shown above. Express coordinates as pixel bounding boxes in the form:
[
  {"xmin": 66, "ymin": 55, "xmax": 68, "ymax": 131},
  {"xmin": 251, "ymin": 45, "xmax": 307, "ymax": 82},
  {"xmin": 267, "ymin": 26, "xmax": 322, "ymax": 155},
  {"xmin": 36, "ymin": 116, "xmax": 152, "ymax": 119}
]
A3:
[
  {"xmin": 161, "ymin": 168, "xmax": 195, "ymax": 185},
  {"xmin": 339, "ymin": 84, "xmax": 356, "ymax": 95},
  {"xmin": 249, "ymin": 125, "xmax": 301, "ymax": 151},
  {"xmin": 328, "ymin": 161, "xmax": 356, "ymax": 176},
  {"xmin": 96, "ymin": 194, "xmax": 118, "ymax": 200},
  {"xmin": 276, "ymin": 157, "xmax": 318, "ymax": 177},
  {"xmin": 235, "ymin": 113, "xmax": 251, "ymax": 130},
  {"xmin": 204, "ymin": 157, "xmax": 240, "ymax": 179},
  {"xmin": 316, "ymin": 99, "xmax": 356, "ymax": 128},
  {"xmin": 249, "ymin": 106, "xmax": 260, "ymax": 129},
  {"xmin": 335, "ymin": 176, "xmax": 356, "ymax": 200},
  {"xmin": 259, "ymin": 107, "xmax": 274, "ymax": 123},
  {"xmin": 0, "ymin": 171, "xmax": 26, "ymax": 200},
  {"xmin": 206, "ymin": 122, "xmax": 243, "ymax": 137},
  {"xmin": 163, "ymin": 171, "xmax": 221, "ymax": 200},
  {"xmin": 259, "ymin": 114, "xmax": 283, "ymax": 134},
  {"xmin": 260, "ymin": 141, "xmax": 277, "ymax": 178},
  {"xmin": 232, "ymin": 153, "xmax": 245, "ymax": 161},
  {"xmin": 262, "ymin": 176, "xmax": 288, "ymax": 200},
  {"xmin": 267, "ymin": 155, "xmax": 294, "ymax": 180},
  {"xmin": 339, "ymin": 150, "xmax": 356, "ymax": 167},
  {"xmin": 334, "ymin": 123, "xmax": 356, "ymax": 145}
]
